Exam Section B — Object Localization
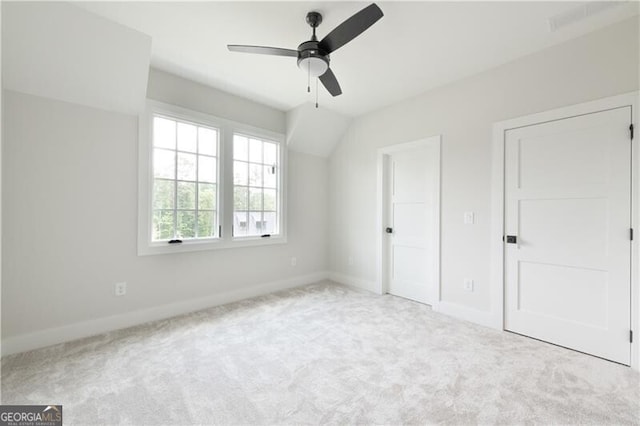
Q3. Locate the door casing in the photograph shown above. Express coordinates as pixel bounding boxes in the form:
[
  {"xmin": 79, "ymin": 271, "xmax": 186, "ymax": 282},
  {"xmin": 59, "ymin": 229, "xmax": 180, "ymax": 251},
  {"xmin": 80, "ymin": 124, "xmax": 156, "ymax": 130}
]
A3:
[{"xmin": 491, "ymin": 91, "xmax": 640, "ymax": 370}]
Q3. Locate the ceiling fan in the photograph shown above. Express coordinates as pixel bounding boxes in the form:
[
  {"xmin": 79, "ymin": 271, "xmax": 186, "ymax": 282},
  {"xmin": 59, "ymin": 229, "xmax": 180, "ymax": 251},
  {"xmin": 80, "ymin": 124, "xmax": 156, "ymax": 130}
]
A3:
[{"xmin": 227, "ymin": 3, "xmax": 383, "ymax": 98}]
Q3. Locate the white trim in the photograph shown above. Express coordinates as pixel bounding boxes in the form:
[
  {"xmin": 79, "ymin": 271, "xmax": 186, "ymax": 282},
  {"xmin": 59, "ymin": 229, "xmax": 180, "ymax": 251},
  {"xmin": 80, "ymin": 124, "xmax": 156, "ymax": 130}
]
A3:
[
  {"xmin": 433, "ymin": 301, "xmax": 497, "ymax": 329},
  {"xmin": 138, "ymin": 100, "xmax": 287, "ymax": 256},
  {"xmin": 1, "ymin": 271, "xmax": 330, "ymax": 356},
  {"xmin": 491, "ymin": 91, "xmax": 640, "ymax": 370},
  {"xmin": 329, "ymin": 272, "xmax": 379, "ymax": 294},
  {"xmin": 375, "ymin": 135, "xmax": 442, "ymax": 303},
  {"xmin": 632, "ymin": 96, "xmax": 639, "ymax": 372},
  {"xmin": 0, "ymin": 2, "xmax": 3, "ymax": 366}
]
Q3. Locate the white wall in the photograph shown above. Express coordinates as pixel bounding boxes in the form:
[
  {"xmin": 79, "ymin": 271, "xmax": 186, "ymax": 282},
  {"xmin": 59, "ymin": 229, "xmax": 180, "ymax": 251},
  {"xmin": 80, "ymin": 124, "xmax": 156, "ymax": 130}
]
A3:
[
  {"xmin": 148, "ymin": 68, "xmax": 283, "ymax": 134},
  {"xmin": 1, "ymin": 70, "xmax": 329, "ymax": 351},
  {"xmin": 329, "ymin": 18, "xmax": 639, "ymax": 313},
  {"xmin": 2, "ymin": 2, "xmax": 151, "ymax": 115}
]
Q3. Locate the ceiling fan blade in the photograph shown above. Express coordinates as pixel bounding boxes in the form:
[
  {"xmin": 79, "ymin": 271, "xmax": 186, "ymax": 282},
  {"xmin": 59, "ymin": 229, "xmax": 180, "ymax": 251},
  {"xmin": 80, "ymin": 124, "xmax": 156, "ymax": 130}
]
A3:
[
  {"xmin": 318, "ymin": 3, "xmax": 383, "ymax": 54},
  {"xmin": 227, "ymin": 45, "xmax": 298, "ymax": 57},
  {"xmin": 319, "ymin": 68, "xmax": 342, "ymax": 97}
]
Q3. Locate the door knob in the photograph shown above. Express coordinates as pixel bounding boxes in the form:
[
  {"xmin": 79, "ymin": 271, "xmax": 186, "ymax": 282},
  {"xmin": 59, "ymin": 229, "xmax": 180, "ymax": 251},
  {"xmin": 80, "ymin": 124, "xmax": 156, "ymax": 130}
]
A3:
[{"xmin": 385, "ymin": 227, "xmax": 393, "ymax": 234}]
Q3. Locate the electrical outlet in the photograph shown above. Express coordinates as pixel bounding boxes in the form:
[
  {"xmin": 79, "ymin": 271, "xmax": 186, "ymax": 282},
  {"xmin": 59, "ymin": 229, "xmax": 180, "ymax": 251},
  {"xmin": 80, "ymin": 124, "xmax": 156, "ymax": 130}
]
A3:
[
  {"xmin": 464, "ymin": 279, "xmax": 474, "ymax": 292},
  {"xmin": 290, "ymin": 257, "xmax": 297, "ymax": 267},
  {"xmin": 115, "ymin": 282, "xmax": 127, "ymax": 297}
]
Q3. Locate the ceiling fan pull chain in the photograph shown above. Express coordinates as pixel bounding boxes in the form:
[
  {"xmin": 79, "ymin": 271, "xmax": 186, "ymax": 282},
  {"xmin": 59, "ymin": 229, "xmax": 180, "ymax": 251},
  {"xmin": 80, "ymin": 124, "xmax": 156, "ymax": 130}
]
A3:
[
  {"xmin": 307, "ymin": 63, "xmax": 311, "ymax": 93},
  {"xmin": 315, "ymin": 78, "xmax": 319, "ymax": 108}
]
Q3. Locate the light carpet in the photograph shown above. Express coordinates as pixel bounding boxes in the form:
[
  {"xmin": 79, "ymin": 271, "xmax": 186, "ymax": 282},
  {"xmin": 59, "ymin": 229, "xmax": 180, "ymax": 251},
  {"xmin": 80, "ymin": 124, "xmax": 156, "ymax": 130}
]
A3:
[{"xmin": 2, "ymin": 281, "xmax": 639, "ymax": 425}]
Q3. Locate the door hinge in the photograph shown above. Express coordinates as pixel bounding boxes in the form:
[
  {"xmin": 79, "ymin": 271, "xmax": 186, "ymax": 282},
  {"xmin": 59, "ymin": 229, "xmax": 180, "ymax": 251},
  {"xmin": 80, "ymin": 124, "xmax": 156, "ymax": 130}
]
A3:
[
  {"xmin": 631, "ymin": 228, "xmax": 634, "ymax": 241},
  {"xmin": 631, "ymin": 123, "xmax": 635, "ymax": 141},
  {"xmin": 219, "ymin": 225, "xmax": 222, "ymax": 237},
  {"xmin": 631, "ymin": 330, "xmax": 634, "ymax": 343}
]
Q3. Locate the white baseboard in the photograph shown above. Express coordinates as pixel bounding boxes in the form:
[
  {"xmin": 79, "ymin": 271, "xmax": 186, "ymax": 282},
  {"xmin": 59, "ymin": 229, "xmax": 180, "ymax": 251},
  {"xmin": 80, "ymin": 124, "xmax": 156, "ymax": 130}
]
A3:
[
  {"xmin": 433, "ymin": 301, "xmax": 501, "ymax": 330},
  {"xmin": 329, "ymin": 272, "xmax": 380, "ymax": 294},
  {"xmin": 328, "ymin": 271, "xmax": 502, "ymax": 331},
  {"xmin": 2, "ymin": 271, "xmax": 330, "ymax": 357}
]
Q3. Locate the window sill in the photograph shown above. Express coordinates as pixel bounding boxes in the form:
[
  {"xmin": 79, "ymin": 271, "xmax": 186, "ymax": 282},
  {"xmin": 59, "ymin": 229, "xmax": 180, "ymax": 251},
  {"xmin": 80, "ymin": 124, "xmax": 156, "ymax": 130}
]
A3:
[{"xmin": 138, "ymin": 235, "xmax": 287, "ymax": 256}]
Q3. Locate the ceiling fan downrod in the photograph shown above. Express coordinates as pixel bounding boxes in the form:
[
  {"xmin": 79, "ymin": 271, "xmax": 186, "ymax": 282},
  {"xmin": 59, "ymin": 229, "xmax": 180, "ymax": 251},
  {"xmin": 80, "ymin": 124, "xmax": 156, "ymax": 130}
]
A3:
[{"xmin": 306, "ymin": 11, "xmax": 322, "ymax": 41}]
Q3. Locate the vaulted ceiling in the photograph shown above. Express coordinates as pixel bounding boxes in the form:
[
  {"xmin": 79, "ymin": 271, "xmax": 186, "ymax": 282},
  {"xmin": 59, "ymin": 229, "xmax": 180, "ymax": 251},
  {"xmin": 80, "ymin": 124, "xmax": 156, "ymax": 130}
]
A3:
[
  {"xmin": 75, "ymin": 1, "xmax": 639, "ymax": 116},
  {"xmin": 3, "ymin": 2, "xmax": 638, "ymax": 157}
]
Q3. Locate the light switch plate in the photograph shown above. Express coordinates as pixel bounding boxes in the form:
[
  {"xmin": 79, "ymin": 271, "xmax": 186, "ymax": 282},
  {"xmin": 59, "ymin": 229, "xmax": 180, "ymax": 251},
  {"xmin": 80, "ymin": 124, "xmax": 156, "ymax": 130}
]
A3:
[
  {"xmin": 464, "ymin": 212, "xmax": 475, "ymax": 224},
  {"xmin": 464, "ymin": 279, "xmax": 474, "ymax": 292}
]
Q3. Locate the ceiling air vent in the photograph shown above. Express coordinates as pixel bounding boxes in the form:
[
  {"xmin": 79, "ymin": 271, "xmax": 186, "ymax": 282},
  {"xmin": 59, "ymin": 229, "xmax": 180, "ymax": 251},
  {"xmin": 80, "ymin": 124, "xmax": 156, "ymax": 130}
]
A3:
[{"xmin": 548, "ymin": 1, "xmax": 626, "ymax": 32}]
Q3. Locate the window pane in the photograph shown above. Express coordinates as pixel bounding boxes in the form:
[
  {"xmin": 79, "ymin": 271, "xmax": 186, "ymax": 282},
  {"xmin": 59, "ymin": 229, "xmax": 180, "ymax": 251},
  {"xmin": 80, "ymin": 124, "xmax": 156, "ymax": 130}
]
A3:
[
  {"xmin": 198, "ymin": 156, "xmax": 216, "ymax": 183},
  {"xmin": 234, "ymin": 186, "xmax": 248, "ymax": 210},
  {"xmin": 153, "ymin": 117, "xmax": 175, "ymax": 149},
  {"xmin": 152, "ymin": 210, "xmax": 174, "ymax": 241},
  {"xmin": 177, "ymin": 210, "xmax": 196, "ymax": 238},
  {"xmin": 234, "ymin": 211, "xmax": 248, "ymax": 236},
  {"xmin": 154, "ymin": 149, "xmax": 175, "ymax": 179},
  {"xmin": 234, "ymin": 135, "xmax": 248, "ymax": 161},
  {"xmin": 177, "ymin": 122, "xmax": 197, "ymax": 153},
  {"xmin": 263, "ymin": 142, "xmax": 277, "ymax": 165},
  {"xmin": 249, "ymin": 138, "xmax": 262, "ymax": 163},
  {"xmin": 249, "ymin": 211, "xmax": 263, "ymax": 235},
  {"xmin": 234, "ymin": 161, "xmax": 248, "ymax": 185},
  {"xmin": 264, "ymin": 189, "xmax": 277, "ymax": 211},
  {"xmin": 198, "ymin": 183, "xmax": 216, "ymax": 210},
  {"xmin": 177, "ymin": 153, "xmax": 197, "ymax": 181},
  {"xmin": 249, "ymin": 188, "xmax": 263, "ymax": 210},
  {"xmin": 153, "ymin": 179, "xmax": 174, "ymax": 209},
  {"xmin": 263, "ymin": 165, "xmax": 276, "ymax": 188},
  {"xmin": 197, "ymin": 211, "xmax": 216, "ymax": 238},
  {"xmin": 198, "ymin": 127, "xmax": 217, "ymax": 156},
  {"xmin": 177, "ymin": 181, "xmax": 196, "ymax": 209},
  {"xmin": 263, "ymin": 212, "xmax": 277, "ymax": 234},
  {"xmin": 249, "ymin": 163, "xmax": 263, "ymax": 187}
]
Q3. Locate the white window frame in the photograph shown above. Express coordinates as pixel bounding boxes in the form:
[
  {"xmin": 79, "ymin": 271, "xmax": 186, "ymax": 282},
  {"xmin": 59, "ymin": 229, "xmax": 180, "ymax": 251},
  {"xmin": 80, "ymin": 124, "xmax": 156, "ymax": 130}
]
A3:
[{"xmin": 138, "ymin": 100, "xmax": 287, "ymax": 255}]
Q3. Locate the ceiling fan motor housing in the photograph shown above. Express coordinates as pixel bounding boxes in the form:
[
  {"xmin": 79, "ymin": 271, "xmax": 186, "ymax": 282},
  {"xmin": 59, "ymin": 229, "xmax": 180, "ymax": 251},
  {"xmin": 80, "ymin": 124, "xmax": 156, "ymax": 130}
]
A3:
[{"xmin": 297, "ymin": 40, "xmax": 329, "ymax": 77}]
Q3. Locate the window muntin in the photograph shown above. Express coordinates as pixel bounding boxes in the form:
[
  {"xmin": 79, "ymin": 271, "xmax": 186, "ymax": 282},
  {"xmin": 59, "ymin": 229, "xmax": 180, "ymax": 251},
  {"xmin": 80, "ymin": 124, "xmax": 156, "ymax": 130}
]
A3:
[
  {"xmin": 151, "ymin": 115, "xmax": 219, "ymax": 241},
  {"xmin": 233, "ymin": 134, "xmax": 280, "ymax": 237}
]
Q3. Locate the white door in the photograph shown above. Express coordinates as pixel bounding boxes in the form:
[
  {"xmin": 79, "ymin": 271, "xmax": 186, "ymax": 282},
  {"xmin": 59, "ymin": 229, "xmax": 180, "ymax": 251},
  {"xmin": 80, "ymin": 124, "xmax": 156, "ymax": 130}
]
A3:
[
  {"xmin": 386, "ymin": 145, "xmax": 438, "ymax": 304},
  {"xmin": 504, "ymin": 107, "xmax": 632, "ymax": 365}
]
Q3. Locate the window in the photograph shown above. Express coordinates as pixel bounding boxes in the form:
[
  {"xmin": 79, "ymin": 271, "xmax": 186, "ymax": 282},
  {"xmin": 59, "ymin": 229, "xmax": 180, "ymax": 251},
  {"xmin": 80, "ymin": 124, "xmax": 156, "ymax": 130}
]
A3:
[
  {"xmin": 138, "ymin": 101, "xmax": 286, "ymax": 255},
  {"xmin": 152, "ymin": 116, "xmax": 219, "ymax": 241},
  {"xmin": 233, "ymin": 134, "xmax": 280, "ymax": 237}
]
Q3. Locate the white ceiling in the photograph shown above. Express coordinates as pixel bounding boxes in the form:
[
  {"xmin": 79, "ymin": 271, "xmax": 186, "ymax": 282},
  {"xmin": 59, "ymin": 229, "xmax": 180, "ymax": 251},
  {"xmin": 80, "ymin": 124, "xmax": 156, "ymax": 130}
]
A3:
[{"xmin": 69, "ymin": 1, "xmax": 640, "ymax": 116}]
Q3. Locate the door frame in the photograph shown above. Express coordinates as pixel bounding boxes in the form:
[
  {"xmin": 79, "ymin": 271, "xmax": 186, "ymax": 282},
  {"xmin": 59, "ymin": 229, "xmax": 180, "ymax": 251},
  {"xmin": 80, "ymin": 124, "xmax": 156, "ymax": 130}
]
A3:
[
  {"xmin": 376, "ymin": 135, "xmax": 442, "ymax": 305},
  {"xmin": 490, "ymin": 91, "xmax": 639, "ymax": 370}
]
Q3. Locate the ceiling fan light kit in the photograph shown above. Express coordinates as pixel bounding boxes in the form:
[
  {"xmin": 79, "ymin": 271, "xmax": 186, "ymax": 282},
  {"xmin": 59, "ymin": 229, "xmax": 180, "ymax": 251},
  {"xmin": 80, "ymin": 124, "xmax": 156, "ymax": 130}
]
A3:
[
  {"xmin": 227, "ymin": 3, "xmax": 383, "ymax": 106},
  {"xmin": 298, "ymin": 51, "xmax": 329, "ymax": 79}
]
